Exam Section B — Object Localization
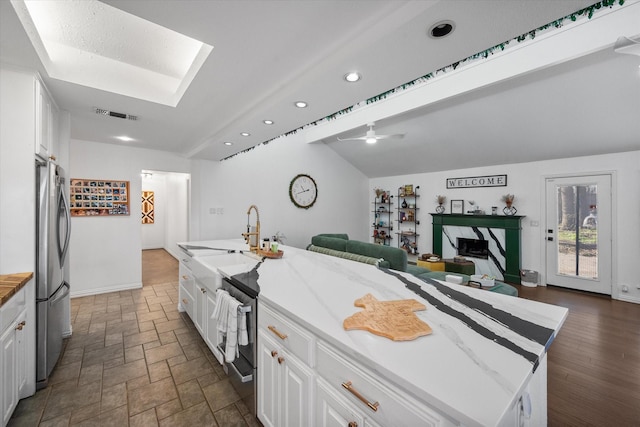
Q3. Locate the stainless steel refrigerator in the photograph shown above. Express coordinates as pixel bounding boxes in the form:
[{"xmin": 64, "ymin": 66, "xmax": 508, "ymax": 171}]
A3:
[{"xmin": 35, "ymin": 158, "xmax": 71, "ymax": 388}]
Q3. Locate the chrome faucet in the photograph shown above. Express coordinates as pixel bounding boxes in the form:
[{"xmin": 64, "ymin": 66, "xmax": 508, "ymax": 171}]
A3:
[{"xmin": 242, "ymin": 204, "xmax": 261, "ymax": 253}]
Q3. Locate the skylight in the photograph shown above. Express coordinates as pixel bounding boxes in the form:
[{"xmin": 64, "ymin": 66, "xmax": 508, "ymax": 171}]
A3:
[{"xmin": 11, "ymin": 0, "xmax": 213, "ymax": 107}]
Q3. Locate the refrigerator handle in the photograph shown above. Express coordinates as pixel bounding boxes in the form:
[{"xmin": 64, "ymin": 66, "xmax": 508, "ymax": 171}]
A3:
[
  {"xmin": 57, "ymin": 184, "xmax": 71, "ymax": 266},
  {"xmin": 50, "ymin": 281, "xmax": 70, "ymax": 306}
]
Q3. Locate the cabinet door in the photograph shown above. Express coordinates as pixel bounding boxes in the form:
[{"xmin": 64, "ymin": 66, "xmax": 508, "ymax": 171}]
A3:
[
  {"xmin": 15, "ymin": 311, "xmax": 28, "ymax": 398},
  {"xmin": 1, "ymin": 325, "xmax": 17, "ymax": 426},
  {"xmin": 205, "ymin": 293, "xmax": 223, "ymax": 365},
  {"xmin": 280, "ymin": 349, "xmax": 314, "ymax": 427},
  {"xmin": 257, "ymin": 329, "xmax": 280, "ymax": 427},
  {"xmin": 193, "ymin": 284, "xmax": 207, "ymax": 334},
  {"xmin": 316, "ymin": 378, "xmax": 364, "ymax": 427},
  {"xmin": 35, "ymin": 79, "xmax": 51, "ymax": 157}
]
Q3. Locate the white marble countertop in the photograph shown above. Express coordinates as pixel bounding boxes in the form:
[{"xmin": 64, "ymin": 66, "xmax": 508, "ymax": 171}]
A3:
[{"xmin": 181, "ymin": 240, "xmax": 568, "ymax": 426}]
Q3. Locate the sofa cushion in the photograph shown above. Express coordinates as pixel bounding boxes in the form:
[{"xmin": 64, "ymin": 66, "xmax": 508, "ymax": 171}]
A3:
[
  {"xmin": 307, "ymin": 245, "xmax": 389, "ymax": 267},
  {"xmin": 346, "ymin": 240, "xmax": 407, "ymax": 272},
  {"xmin": 311, "ymin": 235, "xmax": 347, "ymax": 252},
  {"xmin": 316, "ymin": 233, "xmax": 349, "ymax": 240}
]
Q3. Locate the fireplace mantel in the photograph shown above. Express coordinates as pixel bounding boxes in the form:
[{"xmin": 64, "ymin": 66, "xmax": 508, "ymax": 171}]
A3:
[{"xmin": 431, "ymin": 214, "xmax": 524, "ymax": 284}]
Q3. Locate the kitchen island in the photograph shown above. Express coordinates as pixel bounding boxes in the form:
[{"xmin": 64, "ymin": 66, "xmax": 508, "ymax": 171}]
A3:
[{"xmin": 182, "ymin": 240, "xmax": 567, "ymax": 426}]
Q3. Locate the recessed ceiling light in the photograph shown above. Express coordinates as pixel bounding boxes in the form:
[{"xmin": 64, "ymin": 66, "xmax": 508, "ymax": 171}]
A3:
[
  {"xmin": 240, "ymin": 132, "xmax": 251, "ymax": 137},
  {"xmin": 224, "ymin": 141, "xmax": 233, "ymax": 146},
  {"xmin": 115, "ymin": 135, "xmax": 134, "ymax": 142},
  {"xmin": 263, "ymin": 120, "xmax": 274, "ymax": 125},
  {"xmin": 344, "ymin": 72, "xmax": 361, "ymax": 82},
  {"xmin": 428, "ymin": 20, "xmax": 455, "ymax": 39},
  {"xmin": 295, "ymin": 101, "xmax": 308, "ymax": 108}
]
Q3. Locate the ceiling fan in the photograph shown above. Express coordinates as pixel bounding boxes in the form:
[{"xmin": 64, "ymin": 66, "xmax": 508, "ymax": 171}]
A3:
[{"xmin": 336, "ymin": 122, "xmax": 405, "ymax": 144}]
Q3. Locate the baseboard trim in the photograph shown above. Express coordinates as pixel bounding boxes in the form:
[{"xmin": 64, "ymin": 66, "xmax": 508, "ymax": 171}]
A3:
[
  {"xmin": 70, "ymin": 282, "xmax": 143, "ymax": 298},
  {"xmin": 616, "ymin": 294, "xmax": 640, "ymax": 304}
]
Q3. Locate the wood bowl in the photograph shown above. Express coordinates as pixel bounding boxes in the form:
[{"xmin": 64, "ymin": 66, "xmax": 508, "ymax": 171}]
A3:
[{"xmin": 258, "ymin": 249, "xmax": 284, "ymax": 259}]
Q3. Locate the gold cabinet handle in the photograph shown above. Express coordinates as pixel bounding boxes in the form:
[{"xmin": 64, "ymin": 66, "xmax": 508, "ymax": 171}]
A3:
[
  {"xmin": 277, "ymin": 356, "xmax": 285, "ymax": 364},
  {"xmin": 348, "ymin": 422, "xmax": 358, "ymax": 427},
  {"xmin": 16, "ymin": 321, "xmax": 26, "ymax": 331},
  {"xmin": 267, "ymin": 325, "xmax": 288, "ymax": 340},
  {"xmin": 271, "ymin": 350, "xmax": 278, "ymax": 358},
  {"xmin": 341, "ymin": 381, "xmax": 379, "ymax": 412},
  {"xmin": 182, "ymin": 298, "xmax": 188, "ymax": 305},
  {"xmin": 182, "ymin": 275, "xmax": 189, "ymax": 280}
]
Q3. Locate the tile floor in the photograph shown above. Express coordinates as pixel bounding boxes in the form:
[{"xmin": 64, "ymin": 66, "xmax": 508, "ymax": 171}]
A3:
[{"xmin": 9, "ymin": 254, "xmax": 260, "ymax": 426}]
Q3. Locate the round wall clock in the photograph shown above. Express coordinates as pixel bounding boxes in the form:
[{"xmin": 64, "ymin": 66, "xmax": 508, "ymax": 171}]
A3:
[{"xmin": 289, "ymin": 174, "xmax": 318, "ymax": 209}]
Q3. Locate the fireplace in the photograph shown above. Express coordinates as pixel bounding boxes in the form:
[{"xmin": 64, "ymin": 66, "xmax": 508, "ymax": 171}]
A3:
[
  {"xmin": 431, "ymin": 214, "xmax": 523, "ymax": 284},
  {"xmin": 457, "ymin": 238, "xmax": 489, "ymax": 259}
]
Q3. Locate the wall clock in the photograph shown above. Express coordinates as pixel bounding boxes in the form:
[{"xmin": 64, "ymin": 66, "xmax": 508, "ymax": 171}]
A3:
[{"xmin": 289, "ymin": 174, "xmax": 317, "ymax": 209}]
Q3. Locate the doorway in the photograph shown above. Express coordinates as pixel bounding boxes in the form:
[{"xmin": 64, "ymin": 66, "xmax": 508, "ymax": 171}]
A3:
[
  {"xmin": 141, "ymin": 170, "xmax": 190, "ymax": 286},
  {"xmin": 545, "ymin": 174, "xmax": 612, "ymax": 294}
]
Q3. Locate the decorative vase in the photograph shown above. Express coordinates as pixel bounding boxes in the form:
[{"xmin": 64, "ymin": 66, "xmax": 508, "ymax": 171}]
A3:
[
  {"xmin": 402, "ymin": 199, "xmax": 408, "ymax": 208},
  {"xmin": 435, "ymin": 204, "xmax": 445, "ymax": 214},
  {"xmin": 503, "ymin": 202, "xmax": 517, "ymax": 216}
]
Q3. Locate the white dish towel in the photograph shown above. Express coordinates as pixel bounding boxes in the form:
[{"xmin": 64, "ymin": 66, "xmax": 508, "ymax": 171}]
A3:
[{"xmin": 212, "ymin": 289, "xmax": 249, "ymax": 363}]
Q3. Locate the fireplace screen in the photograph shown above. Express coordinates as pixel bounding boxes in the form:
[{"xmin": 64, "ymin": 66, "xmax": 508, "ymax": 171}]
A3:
[{"xmin": 457, "ymin": 238, "xmax": 489, "ymax": 259}]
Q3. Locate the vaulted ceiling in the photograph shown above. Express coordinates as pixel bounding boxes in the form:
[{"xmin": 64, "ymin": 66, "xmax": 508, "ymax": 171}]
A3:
[{"xmin": 1, "ymin": 1, "xmax": 638, "ymax": 178}]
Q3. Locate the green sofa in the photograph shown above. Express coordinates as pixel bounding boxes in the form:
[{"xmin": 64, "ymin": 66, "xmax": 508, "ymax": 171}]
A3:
[{"xmin": 308, "ymin": 234, "xmax": 518, "ymax": 297}]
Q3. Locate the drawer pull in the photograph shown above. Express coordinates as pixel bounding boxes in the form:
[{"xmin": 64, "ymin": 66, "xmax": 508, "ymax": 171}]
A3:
[
  {"xmin": 268, "ymin": 325, "xmax": 288, "ymax": 340},
  {"xmin": 341, "ymin": 381, "xmax": 379, "ymax": 412},
  {"xmin": 16, "ymin": 321, "xmax": 26, "ymax": 331},
  {"xmin": 271, "ymin": 350, "xmax": 278, "ymax": 358},
  {"xmin": 182, "ymin": 275, "xmax": 189, "ymax": 280},
  {"xmin": 182, "ymin": 299, "xmax": 188, "ymax": 305},
  {"xmin": 348, "ymin": 422, "xmax": 358, "ymax": 427},
  {"xmin": 277, "ymin": 356, "xmax": 285, "ymax": 364}
]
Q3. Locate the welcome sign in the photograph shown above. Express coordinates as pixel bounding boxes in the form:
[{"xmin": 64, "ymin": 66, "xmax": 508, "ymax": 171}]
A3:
[{"xmin": 446, "ymin": 174, "xmax": 507, "ymax": 189}]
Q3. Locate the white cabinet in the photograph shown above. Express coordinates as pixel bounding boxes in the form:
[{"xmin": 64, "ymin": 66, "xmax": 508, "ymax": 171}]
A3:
[
  {"xmin": 1, "ymin": 321, "xmax": 17, "ymax": 426},
  {"xmin": 257, "ymin": 303, "xmax": 315, "ymax": 427},
  {"xmin": 0, "ymin": 279, "xmax": 34, "ymax": 427},
  {"xmin": 193, "ymin": 283, "xmax": 207, "ymax": 334},
  {"xmin": 257, "ymin": 329, "xmax": 314, "ymax": 427},
  {"xmin": 34, "ymin": 78, "xmax": 59, "ymax": 159},
  {"xmin": 178, "ymin": 257, "xmax": 195, "ymax": 318},
  {"xmin": 177, "ymin": 251, "xmax": 223, "ymax": 365}
]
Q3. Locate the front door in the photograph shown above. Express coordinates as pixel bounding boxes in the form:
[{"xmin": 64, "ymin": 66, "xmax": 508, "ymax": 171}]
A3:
[{"xmin": 545, "ymin": 174, "xmax": 612, "ymax": 294}]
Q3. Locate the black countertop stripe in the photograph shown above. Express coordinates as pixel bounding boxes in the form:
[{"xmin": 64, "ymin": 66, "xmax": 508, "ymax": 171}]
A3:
[
  {"xmin": 383, "ymin": 269, "xmax": 541, "ymax": 369},
  {"xmin": 420, "ymin": 274, "xmax": 554, "ymax": 347}
]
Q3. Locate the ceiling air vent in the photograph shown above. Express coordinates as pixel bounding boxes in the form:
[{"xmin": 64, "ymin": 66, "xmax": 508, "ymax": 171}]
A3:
[{"xmin": 95, "ymin": 108, "xmax": 138, "ymax": 121}]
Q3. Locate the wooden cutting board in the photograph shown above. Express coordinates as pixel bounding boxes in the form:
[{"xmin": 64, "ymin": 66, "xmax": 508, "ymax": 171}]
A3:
[{"xmin": 343, "ymin": 293, "xmax": 432, "ymax": 341}]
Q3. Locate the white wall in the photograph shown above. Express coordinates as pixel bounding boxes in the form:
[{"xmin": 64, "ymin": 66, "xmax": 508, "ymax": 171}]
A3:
[
  {"xmin": 191, "ymin": 133, "xmax": 369, "ymax": 249},
  {"xmin": 69, "ymin": 140, "xmax": 191, "ymax": 296},
  {"xmin": 370, "ymin": 150, "xmax": 640, "ymax": 303},
  {"xmin": 0, "ymin": 66, "xmax": 36, "ymax": 274},
  {"xmin": 165, "ymin": 173, "xmax": 189, "ymax": 259}
]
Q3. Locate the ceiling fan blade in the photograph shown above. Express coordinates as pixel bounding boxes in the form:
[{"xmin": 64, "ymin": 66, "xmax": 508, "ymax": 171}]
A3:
[
  {"xmin": 336, "ymin": 136, "xmax": 367, "ymax": 141},
  {"xmin": 374, "ymin": 133, "xmax": 405, "ymax": 140}
]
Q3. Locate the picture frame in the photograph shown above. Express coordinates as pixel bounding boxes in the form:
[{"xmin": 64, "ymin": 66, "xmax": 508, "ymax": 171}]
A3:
[
  {"xmin": 404, "ymin": 184, "xmax": 414, "ymax": 195},
  {"xmin": 451, "ymin": 199, "xmax": 464, "ymax": 214}
]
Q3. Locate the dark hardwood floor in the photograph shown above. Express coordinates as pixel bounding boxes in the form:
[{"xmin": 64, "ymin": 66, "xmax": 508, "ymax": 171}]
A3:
[
  {"xmin": 516, "ymin": 284, "xmax": 640, "ymax": 426},
  {"xmin": 142, "ymin": 250, "xmax": 640, "ymax": 426}
]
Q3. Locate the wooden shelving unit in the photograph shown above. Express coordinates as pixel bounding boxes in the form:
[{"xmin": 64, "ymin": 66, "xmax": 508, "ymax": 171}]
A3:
[{"xmin": 372, "ymin": 190, "xmax": 393, "ymax": 245}]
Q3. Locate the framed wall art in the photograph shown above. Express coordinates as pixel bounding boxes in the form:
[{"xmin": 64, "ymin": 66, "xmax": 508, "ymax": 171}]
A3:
[
  {"xmin": 70, "ymin": 179, "xmax": 130, "ymax": 216},
  {"xmin": 141, "ymin": 191, "xmax": 154, "ymax": 224},
  {"xmin": 451, "ymin": 199, "xmax": 464, "ymax": 214}
]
